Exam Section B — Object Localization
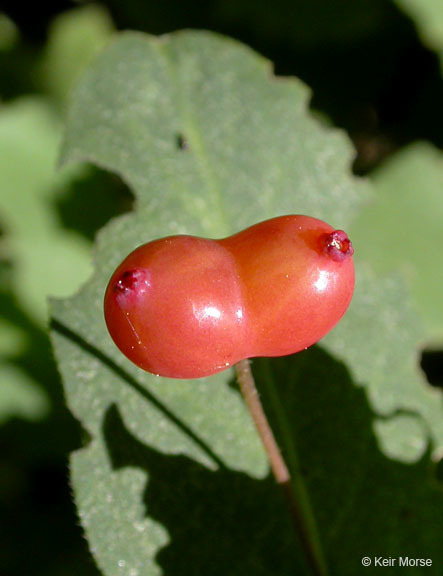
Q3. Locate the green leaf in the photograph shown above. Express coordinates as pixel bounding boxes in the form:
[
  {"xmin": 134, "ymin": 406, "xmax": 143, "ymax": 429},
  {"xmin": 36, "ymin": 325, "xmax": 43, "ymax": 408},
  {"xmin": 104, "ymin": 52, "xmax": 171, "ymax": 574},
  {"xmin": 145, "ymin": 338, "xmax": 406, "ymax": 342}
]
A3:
[
  {"xmin": 0, "ymin": 12, "xmax": 19, "ymax": 51},
  {"xmin": 39, "ymin": 5, "xmax": 114, "ymax": 106},
  {"xmin": 0, "ymin": 363, "xmax": 50, "ymax": 424},
  {"xmin": 394, "ymin": 0, "xmax": 443, "ymax": 51},
  {"xmin": 60, "ymin": 32, "xmax": 367, "ymax": 239},
  {"xmin": 323, "ymin": 264, "xmax": 443, "ymax": 458},
  {"xmin": 0, "ymin": 97, "xmax": 92, "ymax": 325},
  {"xmin": 52, "ymin": 31, "xmax": 442, "ymax": 576},
  {"xmin": 0, "ymin": 98, "xmax": 94, "ymax": 427},
  {"xmin": 349, "ymin": 142, "xmax": 443, "ymax": 342},
  {"xmin": 394, "ymin": 0, "xmax": 443, "ymax": 72}
]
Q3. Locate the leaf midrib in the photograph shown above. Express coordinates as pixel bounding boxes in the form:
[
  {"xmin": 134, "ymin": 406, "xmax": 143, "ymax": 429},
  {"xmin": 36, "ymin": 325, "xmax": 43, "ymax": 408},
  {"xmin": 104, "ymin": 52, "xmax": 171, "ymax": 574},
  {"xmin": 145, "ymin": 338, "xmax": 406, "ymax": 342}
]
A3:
[{"xmin": 156, "ymin": 36, "xmax": 231, "ymax": 239}]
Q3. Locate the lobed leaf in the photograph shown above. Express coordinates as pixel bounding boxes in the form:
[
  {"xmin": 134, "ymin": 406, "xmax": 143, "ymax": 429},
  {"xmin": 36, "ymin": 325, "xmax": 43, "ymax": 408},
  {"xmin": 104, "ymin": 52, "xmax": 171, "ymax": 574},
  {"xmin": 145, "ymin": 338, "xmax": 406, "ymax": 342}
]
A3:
[{"xmin": 51, "ymin": 31, "xmax": 442, "ymax": 576}]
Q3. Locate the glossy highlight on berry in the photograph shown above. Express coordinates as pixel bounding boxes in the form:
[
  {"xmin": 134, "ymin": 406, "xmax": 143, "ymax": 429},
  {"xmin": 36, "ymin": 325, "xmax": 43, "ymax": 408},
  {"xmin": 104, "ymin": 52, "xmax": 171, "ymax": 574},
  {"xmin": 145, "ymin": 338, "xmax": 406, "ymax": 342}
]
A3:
[{"xmin": 104, "ymin": 215, "xmax": 355, "ymax": 378}]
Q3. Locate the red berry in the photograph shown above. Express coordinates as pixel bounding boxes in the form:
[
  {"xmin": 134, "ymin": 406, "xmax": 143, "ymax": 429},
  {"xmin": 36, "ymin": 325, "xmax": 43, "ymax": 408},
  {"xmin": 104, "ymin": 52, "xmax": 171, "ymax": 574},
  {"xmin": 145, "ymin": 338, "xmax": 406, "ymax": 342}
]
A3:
[{"xmin": 104, "ymin": 215, "xmax": 355, "ymax": 378}]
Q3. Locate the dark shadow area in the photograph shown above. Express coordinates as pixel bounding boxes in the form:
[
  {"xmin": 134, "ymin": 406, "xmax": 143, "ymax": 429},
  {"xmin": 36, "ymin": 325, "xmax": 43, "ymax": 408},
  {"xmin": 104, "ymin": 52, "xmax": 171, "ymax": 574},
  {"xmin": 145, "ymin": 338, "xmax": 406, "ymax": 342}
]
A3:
[
  {"xmin": 421, "ymin": 349, "xmax": 443, "ymax": 389},
  {"xmin": 292, "ymin": 32, "xmax": 443, "ymax": 174},
  {"xmin": 0, "ymin": 0, "xmax": 74, "ymax": 42},
  {"xmin": 0, "ymin": 43, "xmax": 42, "ymax": 101},
  {"xmin": 435, "ymin": 457, "xmax": 443, "ymax": 483},
  {"xmin": 0, "ymin": 1, "xmax": 75, "ymax": 100},
  {"xmin": 102, "ymin": 346, "xmax": 442, "ymax": 575},
  {"xmin": 54, "ymin": 167, "xmax": 134, "ymax": 242},
  {"xmin": 104, "ymin": 404, "xmax": 305, "ymax": 575},
  {"xmin": 254, "ymin": 350, "xmax": 443, "ymax": 573}
]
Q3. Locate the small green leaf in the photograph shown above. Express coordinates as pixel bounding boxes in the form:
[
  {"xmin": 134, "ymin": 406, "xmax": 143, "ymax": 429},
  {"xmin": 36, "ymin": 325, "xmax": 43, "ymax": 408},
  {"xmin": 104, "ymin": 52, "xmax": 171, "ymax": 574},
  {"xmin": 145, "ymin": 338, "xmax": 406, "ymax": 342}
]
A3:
[
  {"xmin": 39, "ymin": 5, "xmax": 114, "ymax": 106},
  {"xmin": 0, "ymin": 363, "xmax": 50, "ymax": 424},
  {"xmin": 0, "ymin": 12, "xmax": 18, "ymax": 51},
  {"xmin": 0, "ymin": 98, "xmax": 92, "ymax": 324},
  {"xmin": 394, "ymin": 0, "xmax": 443, "ymax": 51},
  {"xmin": 373, "ymin": 414, "xmax": 427, "ymax": 463}
]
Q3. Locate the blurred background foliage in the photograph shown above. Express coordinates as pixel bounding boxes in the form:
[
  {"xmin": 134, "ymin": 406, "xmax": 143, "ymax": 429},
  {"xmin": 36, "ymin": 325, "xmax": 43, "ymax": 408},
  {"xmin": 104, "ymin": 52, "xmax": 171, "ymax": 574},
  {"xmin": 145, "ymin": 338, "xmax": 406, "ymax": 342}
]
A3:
[{"xmin": 0, "ymin": 1, "xmax": 442, "ymax": 574}]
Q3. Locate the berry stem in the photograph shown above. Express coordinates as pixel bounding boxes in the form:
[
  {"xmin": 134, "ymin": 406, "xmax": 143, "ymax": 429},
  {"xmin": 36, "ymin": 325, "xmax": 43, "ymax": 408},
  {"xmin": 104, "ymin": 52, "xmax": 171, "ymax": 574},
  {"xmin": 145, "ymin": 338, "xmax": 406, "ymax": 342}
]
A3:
[
  {"xmin": 235, "ymin": 359, "xmax": 290, "ymax": 484},
  {"xmin": 235, "ymin": 359, "xmax": 328, "ymax": 576}
]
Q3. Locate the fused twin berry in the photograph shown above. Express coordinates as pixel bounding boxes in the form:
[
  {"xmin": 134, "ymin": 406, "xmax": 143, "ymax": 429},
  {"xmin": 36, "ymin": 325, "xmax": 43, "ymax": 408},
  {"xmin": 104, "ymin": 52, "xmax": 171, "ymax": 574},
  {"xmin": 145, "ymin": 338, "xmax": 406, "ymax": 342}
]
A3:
[{"xmin": 104, "ymin": 215, "xmax": 355, "ymax": 378}]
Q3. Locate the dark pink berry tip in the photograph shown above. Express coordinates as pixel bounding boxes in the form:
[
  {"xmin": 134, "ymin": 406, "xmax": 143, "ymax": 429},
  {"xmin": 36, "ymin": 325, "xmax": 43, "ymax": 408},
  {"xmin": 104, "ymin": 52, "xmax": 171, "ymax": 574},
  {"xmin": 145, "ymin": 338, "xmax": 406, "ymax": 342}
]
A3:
[
  {"xmin": 324, "ymin": 230, "xmax": 354, "ymax": 262},
  {"xmin": 113, "ymin": 268, "xmax": 151, "ymax": 302}
]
